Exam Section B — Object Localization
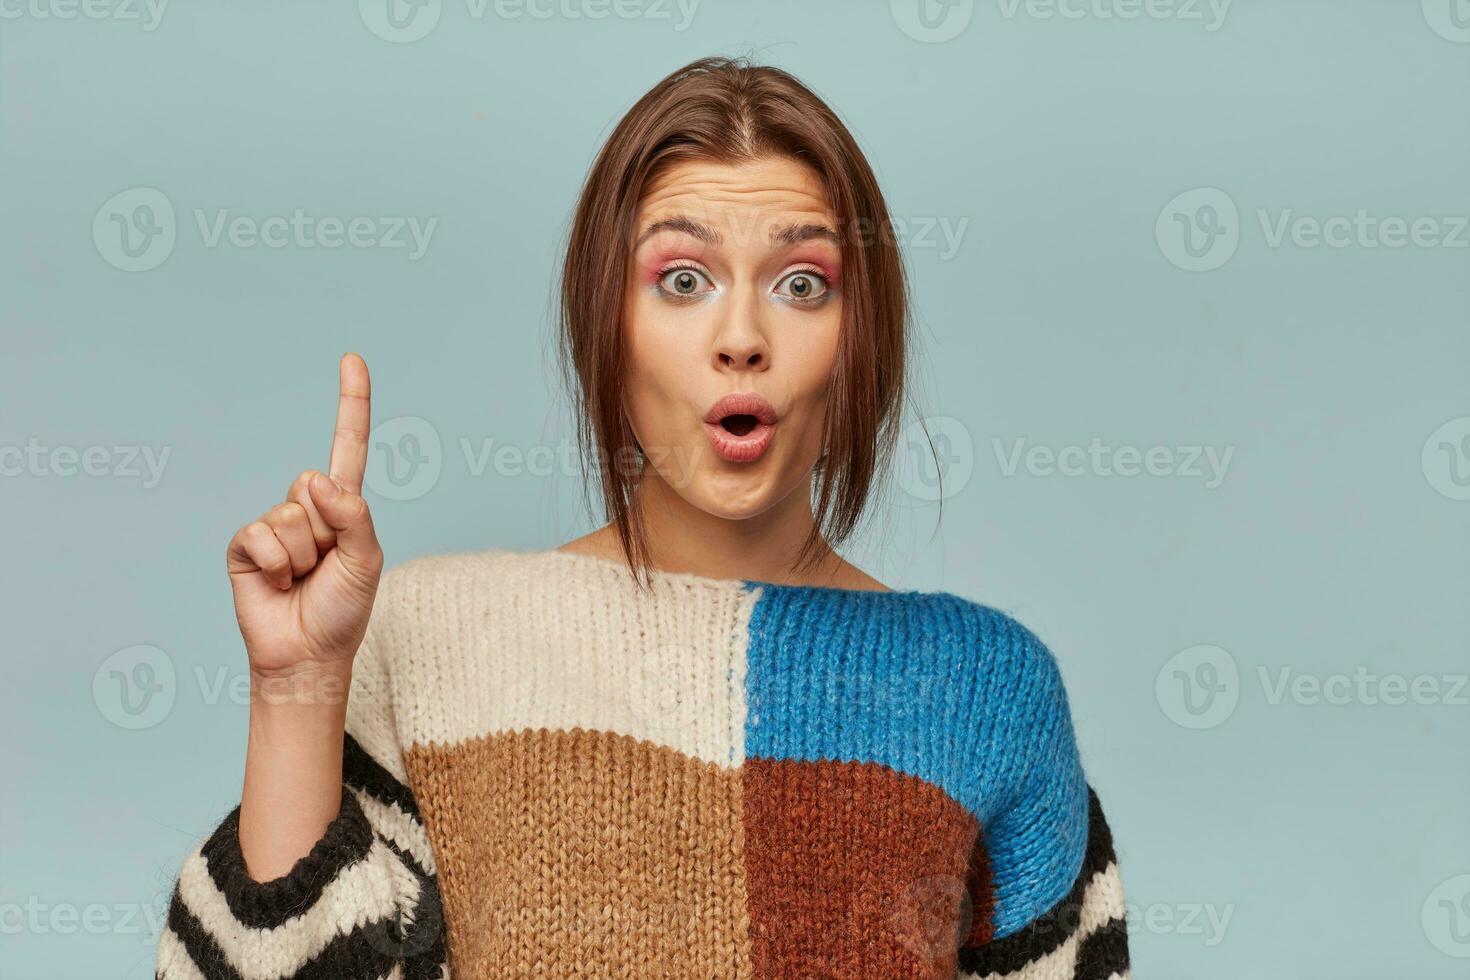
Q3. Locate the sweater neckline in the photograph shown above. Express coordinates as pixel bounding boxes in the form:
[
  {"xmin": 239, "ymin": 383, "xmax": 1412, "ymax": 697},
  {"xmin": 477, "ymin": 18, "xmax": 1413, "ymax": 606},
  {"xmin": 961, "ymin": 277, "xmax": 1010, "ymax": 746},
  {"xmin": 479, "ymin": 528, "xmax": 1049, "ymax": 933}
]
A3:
[{"xmin": 530, "ymin": 546, "xmax": 950, "ymax": 601}]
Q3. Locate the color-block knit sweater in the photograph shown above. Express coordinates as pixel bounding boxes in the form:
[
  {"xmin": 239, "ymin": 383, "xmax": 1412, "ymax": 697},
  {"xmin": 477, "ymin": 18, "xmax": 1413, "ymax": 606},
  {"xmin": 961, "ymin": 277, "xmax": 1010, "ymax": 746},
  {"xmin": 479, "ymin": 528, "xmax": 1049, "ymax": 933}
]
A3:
[{"xmin": 156, "ymin": 548, "xmax": 1129, "ymax": 979}]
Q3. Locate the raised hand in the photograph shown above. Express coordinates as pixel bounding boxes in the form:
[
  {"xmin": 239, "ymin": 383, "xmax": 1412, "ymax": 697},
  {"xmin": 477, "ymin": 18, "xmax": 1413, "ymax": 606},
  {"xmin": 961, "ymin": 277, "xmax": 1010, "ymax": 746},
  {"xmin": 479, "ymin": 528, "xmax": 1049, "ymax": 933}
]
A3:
[{"xmin": 226, "ymin": 353, "xmax": 383, "ymax": 682}]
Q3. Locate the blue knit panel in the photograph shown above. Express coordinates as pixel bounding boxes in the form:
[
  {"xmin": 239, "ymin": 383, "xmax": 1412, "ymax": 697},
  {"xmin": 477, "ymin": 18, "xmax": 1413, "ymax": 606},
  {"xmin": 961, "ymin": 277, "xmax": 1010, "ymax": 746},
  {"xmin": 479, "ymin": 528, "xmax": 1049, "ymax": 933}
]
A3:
[{"xmin": 741, "ymin": 582, "xmax": 1088, "ymax": 939}]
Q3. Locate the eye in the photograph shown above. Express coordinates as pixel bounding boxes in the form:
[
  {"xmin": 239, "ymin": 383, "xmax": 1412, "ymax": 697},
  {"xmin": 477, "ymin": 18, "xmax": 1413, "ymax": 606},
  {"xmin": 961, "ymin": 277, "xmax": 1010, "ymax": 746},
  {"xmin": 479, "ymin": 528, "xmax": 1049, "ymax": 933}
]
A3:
[
  {"xmin": 774, "ymin": 268, "xmax": 831, "ymax": 303},
  {"xmin": 656, "ymin": 265, "xmax": 714, "ymax": 299}
]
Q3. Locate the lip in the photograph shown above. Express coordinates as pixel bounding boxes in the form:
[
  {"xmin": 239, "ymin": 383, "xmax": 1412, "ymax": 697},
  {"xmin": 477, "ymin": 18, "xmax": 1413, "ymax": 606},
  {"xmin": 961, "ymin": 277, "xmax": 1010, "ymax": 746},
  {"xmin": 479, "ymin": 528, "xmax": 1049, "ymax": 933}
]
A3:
[{"xmin": 703, "ymin": 392, "xmax": 778, "ymax": 463}]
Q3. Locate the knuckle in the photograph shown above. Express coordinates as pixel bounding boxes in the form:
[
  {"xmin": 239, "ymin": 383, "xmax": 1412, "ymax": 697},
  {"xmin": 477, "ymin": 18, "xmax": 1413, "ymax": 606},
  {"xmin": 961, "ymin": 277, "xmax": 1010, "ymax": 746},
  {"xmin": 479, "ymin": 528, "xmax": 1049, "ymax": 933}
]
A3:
[
  {"xmin": 344, "ymin": 493, "xmax": 370, "ymax": 522},
  {"xmin": 290, "ymin": 470, "xmax": 320, "ymax": 498}
]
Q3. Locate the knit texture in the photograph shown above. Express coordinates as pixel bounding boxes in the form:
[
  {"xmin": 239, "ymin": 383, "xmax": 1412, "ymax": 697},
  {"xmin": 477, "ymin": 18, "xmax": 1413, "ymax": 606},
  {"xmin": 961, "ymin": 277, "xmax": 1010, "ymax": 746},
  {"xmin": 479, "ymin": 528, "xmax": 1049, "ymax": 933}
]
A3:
[{"xmin": 156, "ymin": 547, "xmax": 1129, "ymax": 979}]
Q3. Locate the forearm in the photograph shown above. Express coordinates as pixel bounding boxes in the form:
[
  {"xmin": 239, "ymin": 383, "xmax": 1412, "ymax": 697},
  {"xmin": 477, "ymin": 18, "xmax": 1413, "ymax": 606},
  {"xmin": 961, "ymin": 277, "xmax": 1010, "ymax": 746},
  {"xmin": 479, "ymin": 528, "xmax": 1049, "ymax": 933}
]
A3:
[{"xmin": 238, "ymin": 663, "xmax": 354, "ymax": 882}]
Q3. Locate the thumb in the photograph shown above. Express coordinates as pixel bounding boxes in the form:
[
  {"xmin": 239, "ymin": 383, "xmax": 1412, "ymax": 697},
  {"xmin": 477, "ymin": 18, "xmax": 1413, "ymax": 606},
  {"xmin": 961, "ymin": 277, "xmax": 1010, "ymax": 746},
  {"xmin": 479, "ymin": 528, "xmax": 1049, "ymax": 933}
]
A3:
[{"xmin": 307, "ymin": 471, "xmax": 380, "ymax": 569}]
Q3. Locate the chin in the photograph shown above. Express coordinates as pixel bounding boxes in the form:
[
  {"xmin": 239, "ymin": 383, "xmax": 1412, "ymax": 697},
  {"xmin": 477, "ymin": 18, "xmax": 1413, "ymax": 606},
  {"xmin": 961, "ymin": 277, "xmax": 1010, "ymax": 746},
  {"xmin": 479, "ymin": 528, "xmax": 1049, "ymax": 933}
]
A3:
[{"xmin": 682, "ymin": 465, "xmax": 788, "ymax": 521}]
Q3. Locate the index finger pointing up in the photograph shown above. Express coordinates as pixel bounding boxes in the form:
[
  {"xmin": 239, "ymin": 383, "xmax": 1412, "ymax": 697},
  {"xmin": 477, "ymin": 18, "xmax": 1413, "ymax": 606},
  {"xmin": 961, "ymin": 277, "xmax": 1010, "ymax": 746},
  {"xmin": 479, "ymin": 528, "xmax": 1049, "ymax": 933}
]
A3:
[{"xmin": 328, "ymin": 352, "xmax": 372, "ymax": 495}]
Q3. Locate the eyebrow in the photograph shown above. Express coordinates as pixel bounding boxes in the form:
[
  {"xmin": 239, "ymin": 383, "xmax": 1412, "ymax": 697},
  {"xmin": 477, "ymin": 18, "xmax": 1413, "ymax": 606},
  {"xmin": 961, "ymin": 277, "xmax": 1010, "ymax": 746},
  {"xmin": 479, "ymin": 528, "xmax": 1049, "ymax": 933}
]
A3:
[{"xmin": 633, "ymin": 215, "xmax": 840, "ymax": 249}]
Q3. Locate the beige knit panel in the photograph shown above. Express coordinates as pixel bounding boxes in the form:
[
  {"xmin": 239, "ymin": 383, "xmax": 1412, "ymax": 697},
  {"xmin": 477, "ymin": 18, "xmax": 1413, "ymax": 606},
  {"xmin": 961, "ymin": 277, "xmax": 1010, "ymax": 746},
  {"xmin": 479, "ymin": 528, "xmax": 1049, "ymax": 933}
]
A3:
[
  {"xmin": 403, "ymin": 727, "xmax": 754, "ymax": 979},
  {"xmin": 382, "ymin": 548, "xmax": 758, "ymax": 769}
]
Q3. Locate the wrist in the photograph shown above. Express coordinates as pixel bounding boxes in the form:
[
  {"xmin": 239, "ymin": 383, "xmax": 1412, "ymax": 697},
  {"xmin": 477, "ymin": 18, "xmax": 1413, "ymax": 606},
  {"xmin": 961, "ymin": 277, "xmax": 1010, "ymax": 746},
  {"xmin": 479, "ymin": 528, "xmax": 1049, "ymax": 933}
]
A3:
[{"xmin": 249, "ymin": 660, "xmax": 354, "ymax": 717}]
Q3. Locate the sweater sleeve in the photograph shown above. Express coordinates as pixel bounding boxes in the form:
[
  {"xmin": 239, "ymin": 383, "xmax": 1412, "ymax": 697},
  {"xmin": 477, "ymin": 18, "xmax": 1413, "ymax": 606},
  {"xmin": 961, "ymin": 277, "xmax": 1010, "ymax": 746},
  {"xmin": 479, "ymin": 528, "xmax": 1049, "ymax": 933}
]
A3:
[
  {"xmin": 154, "ymin": 600, "xmax": 448, "ymax": 980},
  {"xmin": 956, "ymin": 629, "xmax": 1131, "ymax": 979}
]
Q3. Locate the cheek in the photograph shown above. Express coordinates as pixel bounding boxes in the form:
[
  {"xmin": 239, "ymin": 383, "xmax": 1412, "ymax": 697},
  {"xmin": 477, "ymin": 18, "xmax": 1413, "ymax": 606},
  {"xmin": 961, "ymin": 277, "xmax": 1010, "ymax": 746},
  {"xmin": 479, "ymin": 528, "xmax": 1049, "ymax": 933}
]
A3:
[
  {"xmin": 787, "ymin": 309, "xmax": 843, "ymax": 405},
  {"xmin": 621, "ymin": 296, "xmax": 662, "ymax": 424},
  {"xmin": 620, "ymin": 291, "xmax": 704, "ymax": 432},
  {"xmin": 624, "ymin": 291, "xmax": 680, "ymax": 384}
]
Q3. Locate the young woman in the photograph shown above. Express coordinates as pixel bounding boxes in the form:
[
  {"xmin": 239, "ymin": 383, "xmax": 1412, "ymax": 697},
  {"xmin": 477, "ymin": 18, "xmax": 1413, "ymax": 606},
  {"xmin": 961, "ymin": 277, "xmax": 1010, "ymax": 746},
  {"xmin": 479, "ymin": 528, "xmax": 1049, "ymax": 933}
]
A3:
[{"xmin": 155, "ymin": 57, "xmax": 1129, "ymax": 979}]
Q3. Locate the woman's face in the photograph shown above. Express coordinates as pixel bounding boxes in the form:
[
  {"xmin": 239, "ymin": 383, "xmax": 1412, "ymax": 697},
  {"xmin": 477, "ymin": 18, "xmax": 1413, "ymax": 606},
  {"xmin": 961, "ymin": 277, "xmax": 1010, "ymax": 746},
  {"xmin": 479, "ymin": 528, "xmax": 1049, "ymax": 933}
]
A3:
[{"xmin": 622, "ymin": 155, "xmax": 843, "ymax": 521}]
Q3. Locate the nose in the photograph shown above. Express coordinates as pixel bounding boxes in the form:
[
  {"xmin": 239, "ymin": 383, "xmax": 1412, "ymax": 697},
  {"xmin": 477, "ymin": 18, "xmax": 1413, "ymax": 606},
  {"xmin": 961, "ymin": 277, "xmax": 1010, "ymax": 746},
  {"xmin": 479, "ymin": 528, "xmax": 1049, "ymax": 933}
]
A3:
[
  {"xmin": 712, "ymin": 292, "xmax": 771, "ymax": 373},
  {"xmin": 716, "ymin": 341, "xmax": 766, "ymax": 370}
]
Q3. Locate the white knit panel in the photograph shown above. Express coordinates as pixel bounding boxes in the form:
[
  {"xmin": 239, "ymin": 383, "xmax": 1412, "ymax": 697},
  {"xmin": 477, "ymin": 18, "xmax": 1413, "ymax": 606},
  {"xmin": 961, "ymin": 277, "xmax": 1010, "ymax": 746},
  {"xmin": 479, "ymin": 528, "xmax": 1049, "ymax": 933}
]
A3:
[{"xmin": 380, "ymin": 549, "xmax": 757, "ymax": 769}]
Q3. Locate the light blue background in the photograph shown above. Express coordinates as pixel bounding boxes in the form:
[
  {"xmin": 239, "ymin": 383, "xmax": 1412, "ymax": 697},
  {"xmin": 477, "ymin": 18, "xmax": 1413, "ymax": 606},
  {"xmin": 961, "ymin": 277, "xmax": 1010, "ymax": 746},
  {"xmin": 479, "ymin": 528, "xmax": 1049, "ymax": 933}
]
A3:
[{"xmin": 4, "ymin": 1, "xmax": 1468, "ymax": 976}]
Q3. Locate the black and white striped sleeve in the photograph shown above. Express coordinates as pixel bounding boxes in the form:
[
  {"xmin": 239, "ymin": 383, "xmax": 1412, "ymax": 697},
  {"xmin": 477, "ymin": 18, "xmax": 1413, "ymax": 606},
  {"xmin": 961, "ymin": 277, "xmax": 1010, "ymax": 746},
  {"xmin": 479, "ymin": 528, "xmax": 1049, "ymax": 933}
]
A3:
[
  {"xmin": 957, "ymin": 788, "xmax": 1131, "ymax": 980},
  {"xmin": 155, "ymin": 626, "xmax": 447, "ymax": 980}
]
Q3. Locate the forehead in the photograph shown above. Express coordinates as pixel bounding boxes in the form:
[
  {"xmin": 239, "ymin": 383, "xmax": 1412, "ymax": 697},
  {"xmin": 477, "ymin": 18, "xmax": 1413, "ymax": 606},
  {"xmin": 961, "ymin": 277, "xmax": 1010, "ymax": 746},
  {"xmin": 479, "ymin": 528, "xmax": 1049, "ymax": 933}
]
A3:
[{"xmin": 636, "ymin": 156, "xmax": 835, "ymax": 236}]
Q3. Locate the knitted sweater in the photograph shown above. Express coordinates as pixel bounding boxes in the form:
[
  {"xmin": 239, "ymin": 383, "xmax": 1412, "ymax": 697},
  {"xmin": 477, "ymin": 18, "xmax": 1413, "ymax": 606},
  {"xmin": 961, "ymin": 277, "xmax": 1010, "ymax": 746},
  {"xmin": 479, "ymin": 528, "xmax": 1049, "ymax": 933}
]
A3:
[{"xmin": 156, "ymin": 548, "xmax": 1129, "ymax": 979}]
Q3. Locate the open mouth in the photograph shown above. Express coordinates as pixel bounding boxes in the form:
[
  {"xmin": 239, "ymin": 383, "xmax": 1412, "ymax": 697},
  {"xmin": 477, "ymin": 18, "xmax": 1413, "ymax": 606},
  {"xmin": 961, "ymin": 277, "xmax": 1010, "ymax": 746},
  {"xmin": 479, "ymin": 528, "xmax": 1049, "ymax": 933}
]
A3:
[
  {"xmin": 719, "ymin": 414, "xmax": 759, "ymax": 437},
  {"xmin": 704, "ymin": 393, "xmax": 777, "ymax": 463}
]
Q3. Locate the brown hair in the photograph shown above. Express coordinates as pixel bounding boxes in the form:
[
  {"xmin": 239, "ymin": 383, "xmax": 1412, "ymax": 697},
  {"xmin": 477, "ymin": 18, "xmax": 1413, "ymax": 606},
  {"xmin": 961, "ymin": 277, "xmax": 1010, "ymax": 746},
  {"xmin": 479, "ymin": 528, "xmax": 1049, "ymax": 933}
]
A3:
[{"xmin": 559, "ymin": 55, "xmax": 912, "ymax": 583}]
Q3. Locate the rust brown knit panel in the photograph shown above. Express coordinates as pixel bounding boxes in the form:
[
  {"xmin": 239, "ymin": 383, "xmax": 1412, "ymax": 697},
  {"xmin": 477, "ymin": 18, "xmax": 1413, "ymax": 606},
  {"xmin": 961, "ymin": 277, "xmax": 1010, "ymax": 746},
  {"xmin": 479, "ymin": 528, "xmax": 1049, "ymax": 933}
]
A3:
[{"xmin": 740, "ymin": 756, "xmax": 979, "ymax": 979}]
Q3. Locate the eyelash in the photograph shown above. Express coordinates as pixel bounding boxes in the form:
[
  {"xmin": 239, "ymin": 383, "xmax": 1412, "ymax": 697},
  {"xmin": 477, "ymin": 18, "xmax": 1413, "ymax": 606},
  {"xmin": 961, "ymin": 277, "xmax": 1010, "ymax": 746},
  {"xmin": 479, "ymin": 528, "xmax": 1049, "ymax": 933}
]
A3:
[{"xmin": 653, "ymin": 263, "xmax": 834, "ymax": 306}]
